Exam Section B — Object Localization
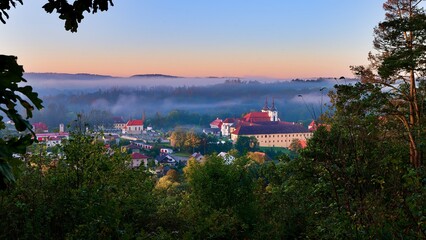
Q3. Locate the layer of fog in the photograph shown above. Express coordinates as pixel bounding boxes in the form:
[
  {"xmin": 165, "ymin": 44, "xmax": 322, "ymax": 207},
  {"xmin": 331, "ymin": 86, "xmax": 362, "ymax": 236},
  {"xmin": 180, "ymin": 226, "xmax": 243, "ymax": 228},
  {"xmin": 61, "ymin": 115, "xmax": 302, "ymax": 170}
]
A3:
[
  {"xmin": 24, "ymin": 73, "xmax": 352, "ymax": 96},
  {"xmin": 26, "ymin": 74, "xmax": 358, "ymax": 129}
]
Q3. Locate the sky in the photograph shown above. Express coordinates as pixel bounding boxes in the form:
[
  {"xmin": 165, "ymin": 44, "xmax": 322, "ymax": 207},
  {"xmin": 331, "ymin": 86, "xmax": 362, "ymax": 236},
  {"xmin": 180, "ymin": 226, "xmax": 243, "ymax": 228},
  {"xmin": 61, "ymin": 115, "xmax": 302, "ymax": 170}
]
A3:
[{"xmin": 1, "ymin": 1, "xmax": 388, "ymax": 79}]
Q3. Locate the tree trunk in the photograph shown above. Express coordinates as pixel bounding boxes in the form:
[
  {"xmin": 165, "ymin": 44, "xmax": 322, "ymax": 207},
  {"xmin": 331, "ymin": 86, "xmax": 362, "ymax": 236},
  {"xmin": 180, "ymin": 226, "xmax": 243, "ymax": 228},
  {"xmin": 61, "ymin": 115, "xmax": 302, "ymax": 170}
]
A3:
[{"xmin": 409, "ymin": 69, "xmax": 421, "ymax": 167}]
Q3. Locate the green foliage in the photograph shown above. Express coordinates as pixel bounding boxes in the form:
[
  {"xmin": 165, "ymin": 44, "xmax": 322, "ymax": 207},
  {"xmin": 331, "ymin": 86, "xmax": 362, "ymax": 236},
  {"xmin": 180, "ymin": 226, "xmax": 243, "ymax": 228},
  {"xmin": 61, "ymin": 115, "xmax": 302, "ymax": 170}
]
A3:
[
  {"xmin": 0, "ymin": 133, "xmax": 156, "ymax": 239},
  {"xmin": 353, "ymin": 0, "xmax": 426, "ymax": 167},
  {"xmin": 374, "ymin": 3, "xmax": 426, "ymax": 80},
  {"xmin": 295, "ymin": 79, "xmax": 426, "ymax": 238},
  {"xmin": 235, "ymin": 136, "xmax": 259, "ymax": 155},
  {"xmin": 0, "ymin": 55, "xmax": 43, "ymax": 189},
  {"xmin": 182, "ymin": 156, "xmax": 258, "ymax": 239},
  {"xmin": 197, "ymin": 134, "xmax": 232, "ymax": 155},
  {"xmin": 169, "ymin": 128, "xmax": 202, "ymax": 153}
]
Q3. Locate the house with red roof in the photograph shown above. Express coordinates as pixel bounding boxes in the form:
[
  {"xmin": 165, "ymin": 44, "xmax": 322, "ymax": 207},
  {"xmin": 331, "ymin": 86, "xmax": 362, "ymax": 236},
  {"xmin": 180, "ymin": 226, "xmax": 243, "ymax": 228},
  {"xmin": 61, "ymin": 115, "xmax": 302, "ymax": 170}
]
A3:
[
  {"xmin": 32, "ymin": 122, "xmax": 48, "ymax": 133},
  {"xmin": 210, "ymin": 118, "xmax": 223, "ymax": 129},
  {"xmin": 123, "ymin": 116, "xmax": 144, "ymax": 134},
  {"xmin": 308, "ymin": 120, "xmax": 330, "ymax": 132},
  {"xmin": 130, "ymin": 152, "xmax": 149, "ymax": 168},
  {"xmin": 242, "ymin": 112, "xmax": 271, "ymax": 123},
  {"xmin": 36, "ymin": 132, "xmax": 70, "ymax": 147},
  {"xmin": 308, "ymin": 120, "xmax": 317, "ymax": 131},
  {"xmin": 221, "ymin": 118, "xmax": 236, "ymax": 137}
]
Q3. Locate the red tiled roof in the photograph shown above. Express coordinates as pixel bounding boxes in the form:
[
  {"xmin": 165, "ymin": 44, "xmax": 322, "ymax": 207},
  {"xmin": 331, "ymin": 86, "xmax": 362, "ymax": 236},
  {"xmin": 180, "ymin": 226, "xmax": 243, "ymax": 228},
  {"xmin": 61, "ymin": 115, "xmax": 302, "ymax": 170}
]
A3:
[
  {"xmin": 223, "ymin": 118, "xmax": 236, "ymax": 123},
  {"xmin": 299, "ymin": 140, "xmax": 307, "ymax": 148},
  {"xmin": 308, "ymin": 120, "xmax": 330, "ymax": 132},
  {"xmin": 127, "ymin": 119, "xmax": 144, "ymax": 126},
  {"xmin": 243, "ymin": 112, "xmax": 270, "ymax": 122},
  {"xmin": 32, "ymin": 122, "xmax": 48, "ymax": 131},
  {"xmin": 308, "ymin": 120, "xmax": 317, "ymax": 131},
  {"xmin": 231, "ymin": 125, "xmax": 242, "ymax": 135},
  {"xmin": 131, "ymin": 152, "xmax": 149, "ymax": 159},
  {"xmin": 210, "ymin": 118, "xmax": 223, "ymax": 126}
]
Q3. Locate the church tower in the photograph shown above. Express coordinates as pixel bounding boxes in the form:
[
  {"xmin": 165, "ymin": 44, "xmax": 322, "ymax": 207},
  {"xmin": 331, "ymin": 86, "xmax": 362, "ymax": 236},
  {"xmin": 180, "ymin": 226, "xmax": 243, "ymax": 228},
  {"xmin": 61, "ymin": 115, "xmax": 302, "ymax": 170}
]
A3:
[
  {"xmin": 262, "ymin": 97, "xmax": 269, "ymax": 113},
  {"xmin": 269, "ymin": 98, "xmax": 279, "ymax": 122}
]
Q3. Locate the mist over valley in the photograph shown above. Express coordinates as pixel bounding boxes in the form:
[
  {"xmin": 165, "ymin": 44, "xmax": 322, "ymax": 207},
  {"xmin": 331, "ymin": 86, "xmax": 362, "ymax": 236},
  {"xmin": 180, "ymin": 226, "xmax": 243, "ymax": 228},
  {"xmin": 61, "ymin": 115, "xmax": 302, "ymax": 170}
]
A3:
[{"xmin": 25, "ymin": 73, "xmax": 358, "ymax": 129}]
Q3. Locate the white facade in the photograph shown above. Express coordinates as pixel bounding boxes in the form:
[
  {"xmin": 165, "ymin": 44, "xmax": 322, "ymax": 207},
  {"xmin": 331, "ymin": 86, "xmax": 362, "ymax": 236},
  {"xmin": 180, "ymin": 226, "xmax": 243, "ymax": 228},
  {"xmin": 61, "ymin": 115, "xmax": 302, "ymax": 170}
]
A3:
[{"xmin": 221, "ymin": 122, "xmax": 234, "ymax": 137}]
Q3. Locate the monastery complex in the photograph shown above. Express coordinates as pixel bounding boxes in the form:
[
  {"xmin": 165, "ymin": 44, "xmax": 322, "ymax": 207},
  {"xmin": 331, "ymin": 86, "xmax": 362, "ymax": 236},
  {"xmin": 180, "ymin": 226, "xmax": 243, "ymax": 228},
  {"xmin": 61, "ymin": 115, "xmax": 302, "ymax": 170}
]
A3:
[{"xmin": 211, "ymin": 98, "xmax": 313, "ymax": 148}]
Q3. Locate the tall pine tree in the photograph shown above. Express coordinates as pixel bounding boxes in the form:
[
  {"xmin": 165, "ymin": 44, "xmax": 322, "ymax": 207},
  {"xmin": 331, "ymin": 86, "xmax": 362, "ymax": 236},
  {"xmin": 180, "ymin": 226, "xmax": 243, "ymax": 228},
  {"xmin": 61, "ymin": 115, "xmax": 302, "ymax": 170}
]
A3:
[{"xmin": 351, "ymin": 0, "xmax": 426, "ymax": 167}]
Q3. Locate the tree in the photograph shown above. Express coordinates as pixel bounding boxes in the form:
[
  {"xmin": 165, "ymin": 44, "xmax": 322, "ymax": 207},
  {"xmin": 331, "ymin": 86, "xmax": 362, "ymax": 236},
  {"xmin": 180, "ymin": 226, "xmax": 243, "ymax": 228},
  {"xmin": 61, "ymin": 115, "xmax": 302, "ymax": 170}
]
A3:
[
  {"xmin": 181, "ymin": 155, "xmax": 258, "ymax": 239},
  {"xmin": 1, "ymin": 0, "xmax": 114, "ymax": 32},
  {"xmin": 351, "ymin": 0, "xmax": 426, "ymax": 167},
  {"xmin": 235, "ymin": 136, "xmax": 259, "ymax": 155},
  {"xmin": 0, "ymin": 133, "xmax": 156, "ymax": 239},
  {"xmin": 1, "ymin": 0, "xmax": 115, "ymax": 188},
  {"xmin": 0, "ymin": 55, "xmax": 43, "ymax": 189},
  {"xmin": 289, "ymin": 138, "xmax": 303, "ymax": 152},
  {"xmin": 169, "ymin": 128, "xmax": 186, "ymax": 150},
  {"xmin": 184, "ymin": 130, "xmax": 201, "ymax": 153}
]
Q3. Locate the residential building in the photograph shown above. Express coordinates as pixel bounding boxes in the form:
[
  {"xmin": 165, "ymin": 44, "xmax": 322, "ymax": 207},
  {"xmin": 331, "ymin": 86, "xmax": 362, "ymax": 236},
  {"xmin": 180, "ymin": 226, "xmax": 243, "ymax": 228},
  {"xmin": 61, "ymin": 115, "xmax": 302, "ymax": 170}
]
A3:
[
  {"xmin": 32, "ymin": 122, "xmax": 48, "ymax": 133},
  {"xmin": 36, "ymin": 132, "xmax": 70, "ymax": 147},
  {"xmin": 210, "ymin": 118, "xmax": 223, "ymax": 129},
  {"xmin": 113, "ymin": 116, "xmax": 126, "ymax": 130},
  {"xmin": 130, "ymin": 152, "xmax": 149, "ymax": 168},
  {"xmin": 124, "ymin": 117, "xmax": 144, "ymax": 134},
  {"xmin": 221, "ymin": 118, "xmax": 236, "ymax": 137}
]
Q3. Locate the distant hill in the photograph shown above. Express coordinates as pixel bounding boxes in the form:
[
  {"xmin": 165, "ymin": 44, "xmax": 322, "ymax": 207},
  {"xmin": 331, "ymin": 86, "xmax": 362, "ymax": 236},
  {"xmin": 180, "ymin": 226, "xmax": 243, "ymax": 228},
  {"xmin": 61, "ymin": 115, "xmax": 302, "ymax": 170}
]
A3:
[
  {"xmin": 25, "ymin": 72, "xmax": 115, "ymax": 80},
  {"xmin": 130, "ymin": 74, "xmax": 180, "ymax": 78}
]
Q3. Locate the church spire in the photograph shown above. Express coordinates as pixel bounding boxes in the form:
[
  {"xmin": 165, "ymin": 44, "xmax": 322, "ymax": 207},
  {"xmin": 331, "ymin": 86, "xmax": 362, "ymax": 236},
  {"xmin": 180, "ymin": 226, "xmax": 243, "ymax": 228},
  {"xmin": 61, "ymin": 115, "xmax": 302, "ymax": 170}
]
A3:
[
  {"xmin": 262, "ymin": 97, "xmax": 269, "ymax": 111},
  {"xmin": 271, "ymin": 97, "xmax": 277, "ymax": 111}
]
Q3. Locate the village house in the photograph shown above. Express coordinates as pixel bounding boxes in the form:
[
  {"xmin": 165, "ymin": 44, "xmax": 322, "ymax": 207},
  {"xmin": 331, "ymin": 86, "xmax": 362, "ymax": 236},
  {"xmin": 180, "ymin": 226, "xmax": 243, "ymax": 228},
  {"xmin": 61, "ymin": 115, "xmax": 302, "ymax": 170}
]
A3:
[
  {"xmin": 217, "ymin": 152, "xmax": 235, "ymax": 164},
  {"xmin": 124, "ymin": 118, "xmax": 144, "ymax": 134},
  {"xmin": 36, "ymin": 132, "xmax": 70, "ymax": 147},
  {"xmin": 130, "ymin": 152, "xmax": 150, "ymax": 168},
  {"xmin": 190, "ymin": 152, "xmax": 204, "ymax": 162},
  {"xmin": 113, "ymin": 116, "xmax": 126, "ymax": 130},
  {"xmin": 210, "ymin": 118, "xmax": 223, "ymax": 129},
  {"xmin": 132, "ymin": 141, "xmax": 154, "ymax": 150},
  {"xmin": 32, "ymin": 122, "xmax": 49, "ymax": 133},
  {"xmin": 221, "ymin": 118, "xmax": 236, "ymax": 137},
  {"xmin": 202, "ymin": 128, "xmax": 221, "ymax": 136},
  {"xmin": 121, "ymin": 143, "xmax": 141, "ymax": 153},
  {"xmin": 155, "ymin": 154, "xmax": 178, "ymax": 166},
  {"xmin": 160, "ymin": 148, "xmax": 173, "ymax": 154}
]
